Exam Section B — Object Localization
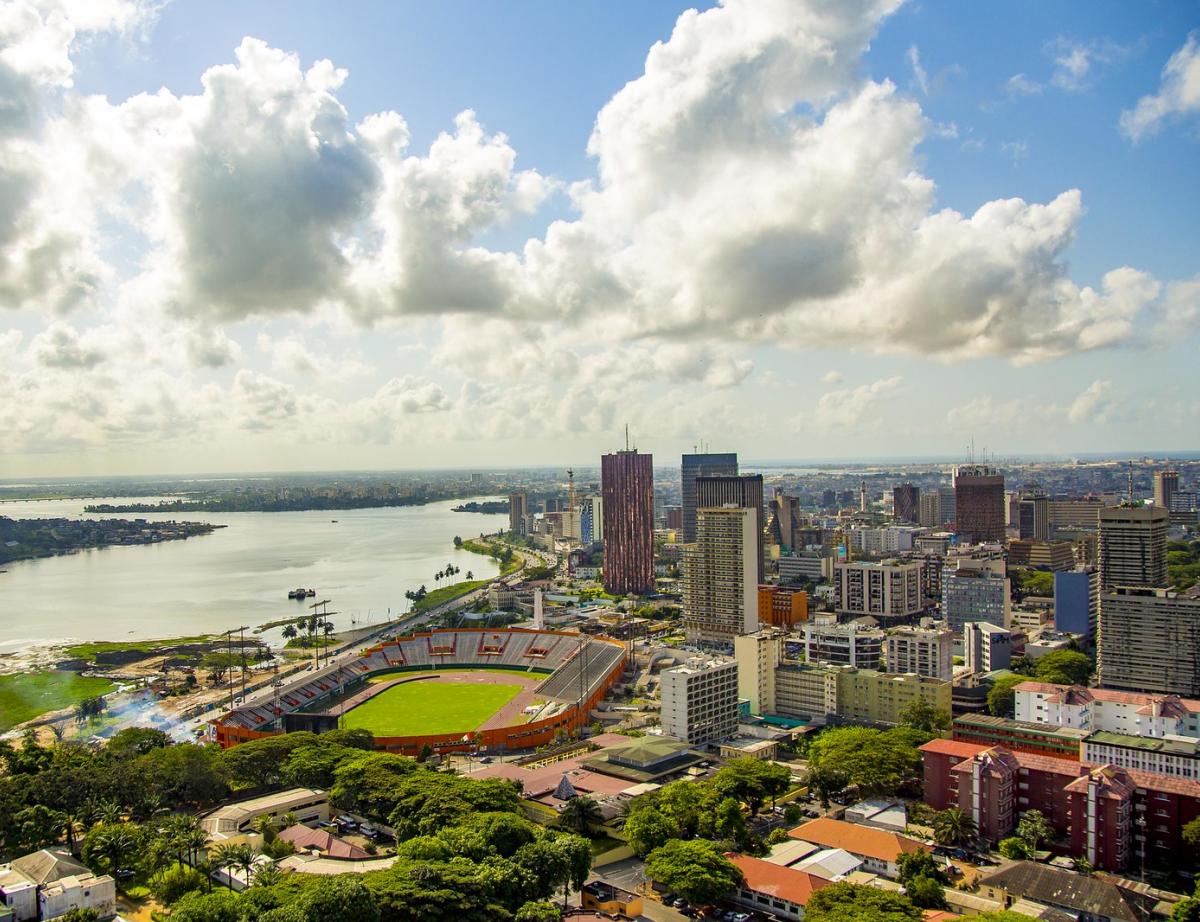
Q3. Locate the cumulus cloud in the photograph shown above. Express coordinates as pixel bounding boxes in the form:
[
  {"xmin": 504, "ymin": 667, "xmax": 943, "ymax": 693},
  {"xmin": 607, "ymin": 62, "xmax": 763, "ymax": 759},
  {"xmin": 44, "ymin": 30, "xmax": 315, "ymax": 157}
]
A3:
[
  {"xmin": 1120, "ymin": 33, "xmax": 1200, "ymax": 141},
  {"xmin": 30, "ymin": 321, "xmax": 107, "ymax": 367},
  {"xmin": 1067, "ymin": 379, "xmax": 1115, "ymax": 424},
  {"xmin": 811, "ymin": 376, "xmax": 902, "ymax": 429}
]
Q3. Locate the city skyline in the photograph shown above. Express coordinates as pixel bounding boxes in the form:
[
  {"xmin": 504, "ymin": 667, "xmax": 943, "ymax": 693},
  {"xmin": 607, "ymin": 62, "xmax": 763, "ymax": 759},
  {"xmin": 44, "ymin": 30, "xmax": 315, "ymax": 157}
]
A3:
[{"xmin": 2, "ymin": 1, "xmax": 1199, "ymax": 478}]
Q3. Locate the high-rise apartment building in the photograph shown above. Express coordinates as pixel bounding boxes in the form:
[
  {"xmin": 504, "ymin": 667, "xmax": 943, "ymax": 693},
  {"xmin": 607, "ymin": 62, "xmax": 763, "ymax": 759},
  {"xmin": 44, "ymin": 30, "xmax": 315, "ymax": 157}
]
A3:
[
  {"xmin": 1098, "ymin": 587, "xmax": 1200, "ymax": 697},
  {"xmin": 893, "ymin": 483, "xmax": 920, "ymax": 524},
  {"xmin": 1097, "ymin": 504, "xmax": 1168, "ymax": 591},
  {"xmin": 665, "ymin": 506, "xmax": 683, "ymax": 530},
  {"xmin": 601, "ymin": 449, "xmax": 654, "ymax": 595},
  {"xmin": 963, "ymin": 622, "xmax": 1013, "ymax": 673},
  {"xmin": 1154, "ymin": 470, "xmax": 1179, "ymax": 512},
  {"xmin": 885, "ymin": 624, "xmax": 954, "ymax": 680},
  {"xmin": 696, "ymin": 474, "xmax": 764, "ymax": 584},
  {"xmin": 681, "ymin": 452, "xmax": 738, "ymax": 542},
  {"xmin": 953, "ymin": 465, "xmax": 1005, "ymax": 543},
  {"xmin": 767, "ymin": 492, "xmax": 804, "ymax": 552},
  {"xmin": 918, "ymin": 492, "xmax": 942, "ymax": 527},
  {"xmin": 1018, "ymin": 491, "xmax": 1050, "ymax": 541},
  {"xmin": 579, "ymin": 495, "xmax": 603, "ymax": 546},
  {"xmin": 508, "ymin": 492, "xmax": 528, "ymax": 536},
  {"xmin": 659, "ymin": 656, "xmax": 739, "ymax": 745},
  {"xmin": 942, "ymin": 557, "xmax": 1010, "ymax": 633},
  {"xmin": 683, "ymin": 506, "xmax": 759, "ymax": 645},
  {"xmin": 833, "ymin": 559, "xmax": 925, "ymax": 625}
]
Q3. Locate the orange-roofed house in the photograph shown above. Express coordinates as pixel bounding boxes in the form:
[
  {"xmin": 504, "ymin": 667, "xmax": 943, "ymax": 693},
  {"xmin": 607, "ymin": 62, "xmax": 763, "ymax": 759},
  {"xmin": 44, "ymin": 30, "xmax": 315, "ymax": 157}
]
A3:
[
  {"xmin": 785, "ymin": 817, "xmax": 929, "ymax": 878},
  {"xmin": 727, "ymin": 853, "xmax": 831, "ymax": 921}
]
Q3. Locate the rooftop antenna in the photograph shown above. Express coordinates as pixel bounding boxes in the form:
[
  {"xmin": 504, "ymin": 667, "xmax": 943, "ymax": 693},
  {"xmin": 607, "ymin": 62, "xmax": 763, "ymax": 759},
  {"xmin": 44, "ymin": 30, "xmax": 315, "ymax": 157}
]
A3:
[
  {"xmin": 625, "ymin": 423, "xmax": 630, "ymax": 451},
  {"xmin": 1128, "ymin": 460, "xmax": 1135, "ymax": 504}
]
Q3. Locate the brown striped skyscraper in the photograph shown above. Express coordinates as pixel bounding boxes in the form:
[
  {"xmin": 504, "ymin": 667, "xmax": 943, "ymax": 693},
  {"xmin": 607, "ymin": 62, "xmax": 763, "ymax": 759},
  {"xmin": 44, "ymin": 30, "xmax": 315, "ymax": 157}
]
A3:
[{"xmin": 601, "ymin": 449, "xmax": 654, "ymax": 595}]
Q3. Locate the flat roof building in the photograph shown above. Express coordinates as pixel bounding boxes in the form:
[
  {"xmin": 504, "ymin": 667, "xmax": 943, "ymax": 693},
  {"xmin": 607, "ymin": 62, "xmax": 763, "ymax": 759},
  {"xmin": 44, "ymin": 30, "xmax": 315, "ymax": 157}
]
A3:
[
  {"xmin": 1098, "ymin": 587, "xmax": 1200, "ymax": 697},
  {"xmin": 659, "ymin": 656, "xmax": 739, "ymax": 746}
]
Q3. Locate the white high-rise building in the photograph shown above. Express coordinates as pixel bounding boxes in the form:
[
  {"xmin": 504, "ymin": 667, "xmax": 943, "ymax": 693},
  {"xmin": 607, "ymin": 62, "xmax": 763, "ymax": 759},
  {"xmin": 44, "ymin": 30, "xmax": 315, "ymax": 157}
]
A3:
[
  {"xmin": 683, "ymin": 505, "xmax": 760, "ymax": 646},
  {"xmin": 659, "ymin": 656, "xmax": 739, "ymax": 745},
  {"xmin": 885, "ymin": 624, "xmax": 954, "ymax": 680},
  {"xmin": 963, "ymin": 621, "xmax": 1013, "ymax": 674}
]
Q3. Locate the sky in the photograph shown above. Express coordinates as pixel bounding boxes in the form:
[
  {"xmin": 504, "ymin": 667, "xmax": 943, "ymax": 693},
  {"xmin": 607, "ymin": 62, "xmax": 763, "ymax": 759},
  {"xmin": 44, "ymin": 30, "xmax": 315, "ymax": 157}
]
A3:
[{"xmin": 1, "ymin": 0, "xmax": 1198, "ymax": 478}]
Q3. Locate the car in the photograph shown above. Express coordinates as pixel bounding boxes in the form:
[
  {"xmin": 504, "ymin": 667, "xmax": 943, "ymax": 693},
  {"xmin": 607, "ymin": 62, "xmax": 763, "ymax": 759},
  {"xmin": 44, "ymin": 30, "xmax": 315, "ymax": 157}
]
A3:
[
  {"xmin": 359, "ymin": 822, "xmax": 378, "ymax": 839},
  {"xmin": 733, "ymin": 914, "xmax": 751, "ymax": 922},
  {"xmin": 114, "ymin": 868, "xmax": 136, "ymax": 881},
  {"xmin": 673, "ymin": 898, "xmax": 689, "ymax": 909},
  {"xmin": 662, "ymin": 893, "xmax": 677, "ymax": 905}
]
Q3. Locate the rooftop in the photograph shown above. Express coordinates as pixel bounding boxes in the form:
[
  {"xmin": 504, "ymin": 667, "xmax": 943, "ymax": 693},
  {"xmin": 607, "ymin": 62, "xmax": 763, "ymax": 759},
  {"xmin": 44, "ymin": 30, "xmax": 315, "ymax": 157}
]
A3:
[
  {"xmin": 1085, "ymin": 731, "xmax": 1199, "ymax": 755},
  {"xmin": 978, "ymin": 861, "xmax": 1148, "ymax": 922},
  {"xmin": 787, "ymin": 817, "xmax": 929, "ymax": 863},
  {"xmin": 952, "ymin": 713, "xmax": 1089, "ymax": 740},
  {"xmin": 727, "ymin": 853, "xmax": 832, "ymax": 906}
]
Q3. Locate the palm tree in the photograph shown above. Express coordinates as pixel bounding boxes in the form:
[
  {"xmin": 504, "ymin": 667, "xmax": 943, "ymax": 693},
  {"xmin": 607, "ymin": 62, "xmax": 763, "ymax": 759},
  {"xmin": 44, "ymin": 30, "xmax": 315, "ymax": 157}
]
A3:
[
  {"xmin": 282, "ymin": 624, "xmax": 297, "ymax": 641},
  {"xmin": 210, "ymin": 843, "xmax": 240, "ymax": 890},
  {"xmin": 58, "ymin": 810, "xmax": 86, "ymax": 856},
  {"xmin": 253, "ymin": 814, "xmax": 277, "ymax": 843},
  {"xmin": 229, "ymin": 843, "xmax": 257, "ymax": 887},
  {"xmin": 251, "ymin": 862, "xmax": 280, "ymax": 888},
  {"xmin": 93, "ymin": 801, "xmax": 123, "ymax": 826},
  {"xmin": 93, "ymin": 824, "xmax": 137, "ymax": 875},
  {"xmin": 465, "ymin": 571, "xmax": 473, "ymax": 581},
  {"xmin": 932, "ymin": 807, "xmax": 978, "ymax": 848},
  {"xmin": 279, "ymin": 812, "xmax": 298, "ymax": 830},
  {"xmin": 558, "ymin": 796, "xmax": 604, "ymax": 836}
]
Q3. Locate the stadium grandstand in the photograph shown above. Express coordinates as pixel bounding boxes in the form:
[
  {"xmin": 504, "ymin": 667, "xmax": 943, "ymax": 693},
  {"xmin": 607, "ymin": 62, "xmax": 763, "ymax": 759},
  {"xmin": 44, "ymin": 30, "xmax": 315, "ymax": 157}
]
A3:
[{"xmin": 211, "ymin": 628, "xmax": 628, "ymax": 756}]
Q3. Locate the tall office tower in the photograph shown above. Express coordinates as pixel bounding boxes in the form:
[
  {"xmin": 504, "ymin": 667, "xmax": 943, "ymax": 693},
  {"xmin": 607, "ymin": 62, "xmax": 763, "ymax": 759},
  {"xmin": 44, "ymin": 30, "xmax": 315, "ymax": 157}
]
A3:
[
  {"xmin": 683, "ymin": 506, "xmax": 759, "ymax": 646},
  {"xmin": 918, "ymin": 492, "xmax": 942, "ymax": 527},
  {"xmin": 681, "ymin": 452, "xmax": 738, "ymax": 542},
  {"xmin": 938, "ymin": 487, "xmax": 957, "ymax": 524},
  {"xmin": 963, "ymin": 621, "xmax": 1013, "ymax": 673},
  {"xmin": 942, "ymin": 558, "xmax": 1010, "ymax": 633},
  {"xmin": 508, "ymin": 492, "xmax": 528, "ymax": 536},
  {"xmin": 1054, "ymin": 568, "xmax": 1099, "ymax": 638},
  {"xmin": 579, "ymin": 495, "xmax": 603, "ymax": 546},
  {"xmin": 1097, "ymin": 504, "xmax": 1168, "ymax": 591},
  {"xmin": 953, "ymin": 465, "xmax": 1005, "ymax": 543},
  {"xmin": 893, "ymin": 483, "xmax": 920, "ymax": 524},
  {"xmin": 1018, "ymin": 491, "xmax": 1050, "ymax": 541},
  {"xmin": 768, "ymin": 492, "xmax": 804, "ymax": 552},
  {"xmin": 601, "ymin": 449, "xmax": 654, "ymax": 595},
  {"xmin": 1154, "ymin": 470, "xmax": 1179, "ymax": 511},
  {"xmin": 696, "ymin": 474, "xmax": 764, "ymax": 583},
  {"xmin": 659, "ymin": 656, "xmax": 739, "ymax": 745},
  {"xmin": 1098, "ymin": 588, "xmax": 1200, "ymax": 696}
]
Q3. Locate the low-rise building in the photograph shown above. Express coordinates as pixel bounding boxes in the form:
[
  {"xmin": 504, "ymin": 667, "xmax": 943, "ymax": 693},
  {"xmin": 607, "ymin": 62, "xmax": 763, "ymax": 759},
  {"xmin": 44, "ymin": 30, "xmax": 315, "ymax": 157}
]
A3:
[
  {"xmin": 975, "ymin": 862, "xmax": 1150, "ymax": 922},
  {"xmin": 774, "ymin": 663, "xmax": 839, "ymax": 721},
  {"xmin": 1007, "ymin": 541, "xmax": 1075, "ymax": 571},
  {"xmin": 833, "ymin": 667, "xmax": 951, "ymax": 727},
  {"xmin": 758, "ymin": 585, "xmax": 809, "ymax": 629},
  {"xmin": 834, "ymin": 559, "xmax": 925, "ymax": 625},
  {"xmin": 778, "ymin": 553, "xmax": 834, "ymax": 584},
  {"xmin": 951, "ymin": 713, "xmax": 1086, "ymax": 762},
  {"xmin": 580, "ymin": 881, "xmax": 642, "ymax": 919},
  {"xmin": 1082, "ymin": 731, "xmax": 1200, "ymax": 780},
  {"xmin": 659, "ymin": 656, "xmax": 739, "ymax": 746},
  {"xmin": 786, "ymin": 817, "xmax": 929, "ymax": 879},
  {"xmin": 942, "ymin": 558, "xmax": 1010, "ymax": 633},
  {"xmin": 727, "ymin": 853, "xmax": 832, "ymax": 921},
  {"xmin": 201, "ymin": 788, "xmax": 329, "ymax": 840},
  {"xmin": 1014, "ymin": 682, "xmax": 1200, "ymax": 739},
  {"xmin": 0, "ymin": 849, "xmax": 116, "ymax": 922}
]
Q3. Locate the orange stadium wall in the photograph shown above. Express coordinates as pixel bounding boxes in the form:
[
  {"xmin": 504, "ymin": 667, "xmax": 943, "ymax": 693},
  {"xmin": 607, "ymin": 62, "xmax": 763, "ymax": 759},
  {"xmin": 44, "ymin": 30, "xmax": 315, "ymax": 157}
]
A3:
[{"xmin": 212, "ymin": 629, "xmax": 628, "ymax": 754}]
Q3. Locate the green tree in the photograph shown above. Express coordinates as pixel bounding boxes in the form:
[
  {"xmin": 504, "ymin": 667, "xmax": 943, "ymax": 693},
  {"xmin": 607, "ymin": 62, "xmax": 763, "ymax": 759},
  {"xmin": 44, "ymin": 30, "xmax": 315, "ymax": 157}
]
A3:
[
  {"xmin": 1034, "ymin": 650, "xmax": 1093, "ymax": 686},
  {"xmin": 645, "ymin": 840, "xmax": 743, "ymax": 907},
  {"xmin": 558, "ymin": 796, "xmax": 603, "ymax": 836},
  {"xmin": 82, "ymin": 822, "xmax": 140, "ymax": 875},
  {"xmin": 898, "ymin": 699, "xmax": 952, "ymax": 733},
  {"xmin": 806, "ymin": 765, "xmax": 850, "ymax": 808},
  {"xmin": 1182, "ymin": 816, "xmax": 1200, "ymax": 856},
  {"xmin": 58, "ymin": 910, "xmax": 100, "ymax": 922},
  {"xmin": 624, "ymin": 806, "xmax": 676, "ymax": 857},
  {"xmin": 987, "ymin": 674, "xmax": 1027, "ymax": 718},
  {"xmin": 515, "ymin": 901, "xmax": 561, "ymax": 922},
  {"xmin": 711, "ymin": 758, "xmax": 791, "ymax": 814},
  {"xmin": 805, "ymin": 882, "xmax": 922, "ymax": 922},
  {"xmin": 906, "ymin": 875, "xmax": 948, "ymax": 910},
  {"xmin": 999, "ymin": 837, "xmax": 1033, "ymax": 859},
  {"xmin": 1017, "ymin": 809, "xmax": 1053, "ymax": 851},
  {"xmin": 1171, "ymin": 897, "xmax": 1200, "ymax": 922},
  {"xmin": 896, "ymin": 851, "xmax": 949, "ymax": 887},
  {"xmin": 807, "ymin": 727, "xmax": 926, "ymax": 798},
  {"xmin": 931, "ymin": 808, "xmax": 977, "ymax": 848},
  {"xmin": 713, "ymin": 797, "xmax": 749, "ymax": 848}
]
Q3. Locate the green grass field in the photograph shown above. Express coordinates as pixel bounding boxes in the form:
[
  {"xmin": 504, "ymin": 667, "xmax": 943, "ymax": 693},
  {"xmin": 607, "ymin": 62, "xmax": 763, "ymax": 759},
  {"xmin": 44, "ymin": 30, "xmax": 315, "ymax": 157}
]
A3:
[
  {"xmin": 366, "ymin": 667, "xmax": 539, "ymax": 683},
  {"xmin": 342, "ymin": 680, "xmax": 522, "ymax": 737},
  {"xmin": 0, "ymin": 671, "xmax": 116, "ymax": 732}
]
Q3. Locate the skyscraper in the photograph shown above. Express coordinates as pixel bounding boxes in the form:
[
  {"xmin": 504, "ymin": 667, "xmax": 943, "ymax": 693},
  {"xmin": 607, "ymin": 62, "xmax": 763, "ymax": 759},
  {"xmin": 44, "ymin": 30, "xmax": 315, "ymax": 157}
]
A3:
[
  {"xmin": 579, "ymin": 495, "xmax": 603, "ymax": 546},
  {"xmin": 1097, "ymin": 504, "xmax": 1168, "ymax": 591},
  {"xmin": 601, "ymin": 449, "xmax": 654, "ymax": 595},
  {"xmin": 683, "ymin": 505, "xmax": 759, "ymax": 646},
  {"xmin": 1098, "ymin": 587, "xmax": 1200, "ymax": 697},
  {"xmin": 681, "ymin": 452, "xmax": 738, "ymax": 542},
  {"xmin": 893, "ymin": 483, "xmax": 920, "ymax": 524},
  {"xmin": 953, "ymin": 465, "xmax": 1005, "ymax": 543},
  {"xmin": 1154, "ymin": 470, "xmax": 1179, "ymax": 512},
  {"xmin": 508, "ymin": 492, "xmax": 527, "ymax": 536},
  {"xmin": 767, "ymin": 491, "xmax": 803, "ymax": 552},
  {"xmin": 696, "ymin": 474, "xmax": 764, "ymax": 583},
  {"xmin": 1018, "ymin": 491, "xmax": 1050, "ymax": 541}
]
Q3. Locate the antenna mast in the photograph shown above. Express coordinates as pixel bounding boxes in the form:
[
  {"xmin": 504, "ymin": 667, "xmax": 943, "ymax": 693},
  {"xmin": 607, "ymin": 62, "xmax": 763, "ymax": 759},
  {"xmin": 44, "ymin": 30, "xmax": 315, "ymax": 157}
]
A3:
[{"xmin": 1128, "ymin": 461, "xmax": 1135, "ymax": 504}]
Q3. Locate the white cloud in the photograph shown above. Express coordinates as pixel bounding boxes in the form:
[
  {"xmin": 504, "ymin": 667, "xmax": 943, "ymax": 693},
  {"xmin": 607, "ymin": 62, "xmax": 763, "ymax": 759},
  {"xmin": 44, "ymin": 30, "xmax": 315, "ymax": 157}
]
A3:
[
  {"xmin": 1045, "ymin": 37, "xmax": 1126, "ymax": 92},
  {"xmin": 1067, "ymin": 379, "xmax": 1115, "ymax": 424},
  {"xmin": 1120, "ymin": 33, "xmax": 1200, "ymax": 141},
  {"xmin": 946, "ymin": 394, "xmax": 1028, "ymax": 431},
  {"xmin": 30, "ymin": 321, "xmax": 107, "ymax": 368},
  {"xmin": 908, "ymin": 45, "xmax": 928, "ymax": 95},
  {"xmin": 820, "ymin": 370, "xmax": 843, "ymax": 384},
  {"xmin": 811, "ymin": 376, "xmax": 902, "ymax": 430},
  {"xmin": 1006, "ymin": 73, "xmax": 1043, "ymax": 96}
]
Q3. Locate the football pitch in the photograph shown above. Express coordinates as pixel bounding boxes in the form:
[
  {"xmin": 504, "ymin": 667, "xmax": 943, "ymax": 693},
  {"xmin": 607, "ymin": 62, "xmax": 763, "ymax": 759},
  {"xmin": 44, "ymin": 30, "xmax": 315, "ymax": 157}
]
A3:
[{"xmin": 341, "ymin": 680, "xmax": 523, "ymax": 736}]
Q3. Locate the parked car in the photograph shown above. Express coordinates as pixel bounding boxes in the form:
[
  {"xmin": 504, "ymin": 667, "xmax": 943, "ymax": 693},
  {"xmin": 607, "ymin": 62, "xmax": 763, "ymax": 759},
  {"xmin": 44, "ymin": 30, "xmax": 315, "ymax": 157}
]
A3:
[{"xmin": 359, "ymin": 822, "xmax": 378, "ymax": 839}]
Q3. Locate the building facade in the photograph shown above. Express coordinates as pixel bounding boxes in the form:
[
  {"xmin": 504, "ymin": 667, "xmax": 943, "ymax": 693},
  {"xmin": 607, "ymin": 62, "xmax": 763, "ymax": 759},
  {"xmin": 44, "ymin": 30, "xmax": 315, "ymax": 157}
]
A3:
[
  {"xmin": 952, "ymin": 713, "xmax": 1087, "ymax": 761},
  {"xmin": 508, "ymin": 492, "xmax": 528, "ymax": 536},
  {"xmin": 953, "ymin": 465, "xmax": 1006, "ymax": 543},
  {"xmin": 734, "ymin": 629, "xmax": 783, "ymax": 717},
  {"xmin": 1018, "ymin": 492, "xmax": 1051, "ymax": 541},
  {"xmin": 1098, "ymin": 587, "xmax": 1200, "ymax": 697},
  {"xmin": 696, "ymin": 474, "xmax": 765, "ymax": 584},
  {"xmin": 1082, "ymin": 731, "xmax": 1199, "ymax": 780},
  {"xmin": 1054, "ymin": 569, "xmax": 1099, "ymax": 638},
  {"xmin": 681, "ymin": 452, "xmax": 738, "ymax": 542},
  {"xmin": 885, "ymin": 624, "xmax": 954, "ymax": 680},
  {"xmin": 659, "ymin": 656, "xmax": 739, "ymax": 745},
  {"xmin": 758, "ymin": 585, "xmax": 809, "ymax": 629},
  {"xmin": 893, "ymin": 483, "xmax": 920, "ymax": 524},
  {"xmin": 942, "ymin": 557, "xmax": 1010, "ymax": 633},
  {"xmin": 803, "ymin": 620, "xmax": 884, "ymax": 669},
  {"xmin": 834, "ymin": 667, "xmax": 952, "ymax": 726},
  {"xmin": 600, "ymin": 449, "xmax": 654, "ymax": 595},
  {"xmin": 683, "ymin": 505, "xmax": 760, "ymax": 646},
  {"xmin": 578, "ymin": 495, "xmax": 603, "ymax": 546},
  {"xmin": 833, "ymin": 559, "xmax": 925, "ymax": 625},
  {"xmin": 1154, "ymin": 470, "xmax": 1179, "ymax": 513},
  {"xmin": 1014, "ymin": 681, "xmax": 1200, "ymax": 739},
  {"xmin": 963, "ymin": 621, "xmax": 1013, "ymax": 674},
  {"xmin": 1097, "ymin": 505, "xmax": 1168, "ymax": 592}
]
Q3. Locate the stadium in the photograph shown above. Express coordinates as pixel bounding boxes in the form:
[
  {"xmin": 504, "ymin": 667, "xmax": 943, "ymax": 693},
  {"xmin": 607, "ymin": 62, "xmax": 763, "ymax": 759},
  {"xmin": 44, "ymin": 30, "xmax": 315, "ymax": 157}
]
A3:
[{"xmin": 211, "ymin": 628, "xmax": 628, "ymax": 756}]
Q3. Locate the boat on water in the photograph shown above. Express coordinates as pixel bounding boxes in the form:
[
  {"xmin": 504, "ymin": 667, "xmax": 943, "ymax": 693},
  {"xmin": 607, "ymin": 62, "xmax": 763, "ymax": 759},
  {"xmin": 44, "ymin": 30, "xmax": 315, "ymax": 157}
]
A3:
[{"xmin": 287, "ymin": 588, "xmax": 317, "ymax": 600}]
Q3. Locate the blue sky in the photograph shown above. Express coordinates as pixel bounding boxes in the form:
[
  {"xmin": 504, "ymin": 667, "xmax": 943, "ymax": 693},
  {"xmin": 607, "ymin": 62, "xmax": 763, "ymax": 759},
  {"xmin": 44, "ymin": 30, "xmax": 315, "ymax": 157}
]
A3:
[{"xmin": 0, "ymin": 0, "xmax": 1197, "ymax": 475}]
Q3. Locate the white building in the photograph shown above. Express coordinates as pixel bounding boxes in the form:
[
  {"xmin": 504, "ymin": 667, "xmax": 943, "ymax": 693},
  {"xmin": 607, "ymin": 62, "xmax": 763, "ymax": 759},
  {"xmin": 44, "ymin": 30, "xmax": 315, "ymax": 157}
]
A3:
[
  {"xmin": 848, "ymin": 526, "xmax": 922, "ymax": 556},
  {"xmin": 734, "ymin": 629, "xmax": 784, "ymax": 717},
  {"xmin": 0, "ymin": 849, "xmax": 116, "ymax": 922},
  {"xmin": 834, "ymin": 559, "xmax": 925, "ymax": 625},
  {"xmin": 963, "ymin": 622, "xmax": 1013, "ymax": 674},
  {"xmin": 803, "ymin": 620, "xmax": 884, "ymax": 670},
  {"xmin": 885, "ymin": 623, "xmax": 953, "ymax": 680},
  {"xmin": 683, "ymin": 505, "xmax": 759, "ymax": 646},
  {"xmin": 1014, "ymin": 682, "xmax": 1200, "ymax": 739},
  {"xmin": 659, "ymin": 656, "xmax": 739, "ymax": 746},
  {"xmin": 1082, "ymin": 731, "xmax": 1200, "ymax": 780}
]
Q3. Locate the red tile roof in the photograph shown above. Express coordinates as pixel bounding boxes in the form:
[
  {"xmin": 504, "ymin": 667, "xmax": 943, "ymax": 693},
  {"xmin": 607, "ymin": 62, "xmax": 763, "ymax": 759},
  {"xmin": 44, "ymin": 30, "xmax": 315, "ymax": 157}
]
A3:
[
  {"xmin": 728, "ymin": 853, "xmax": 831, "ymax": 907},
  {"xmin": 787, "ymin": 817, "xmax": 930, "ymax": 863},
  {"xmin": 277, "ymin": 825, "xmax": 369, "ymax": 860}
]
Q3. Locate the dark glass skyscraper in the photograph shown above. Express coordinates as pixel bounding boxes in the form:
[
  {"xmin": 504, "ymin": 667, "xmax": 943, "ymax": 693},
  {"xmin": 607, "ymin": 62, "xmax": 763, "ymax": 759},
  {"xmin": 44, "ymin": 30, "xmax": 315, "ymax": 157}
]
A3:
[
  {"xmin": 681, "ymin": 452, "xmax": 738, "ymax": 542},
  {"xmin": 892, "ymin": 483, "xmax": 919, "ymax": 524},
  {"xmin": 601, "ymin": 449, "xmax": 654, "ymax": 595},
  {"xmin": 953, "ymin": 465, "xmax": 1005, "ymax": 543}
]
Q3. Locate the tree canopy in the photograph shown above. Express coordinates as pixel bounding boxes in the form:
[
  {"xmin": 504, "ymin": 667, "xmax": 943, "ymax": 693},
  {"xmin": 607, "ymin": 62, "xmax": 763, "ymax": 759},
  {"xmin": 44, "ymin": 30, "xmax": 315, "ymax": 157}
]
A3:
[
  {"xmin": 807, "ymin": 726, "xmax": 930, "ymax": 797},
  {"xmin": 644, "ymin": 839, "xmax": 743, "ymax": 907},
  {"xmin": 805, "ymin": 882, "xmax": 923, "ymax": 922}
]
